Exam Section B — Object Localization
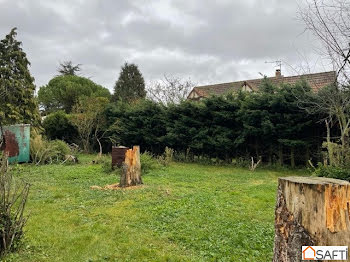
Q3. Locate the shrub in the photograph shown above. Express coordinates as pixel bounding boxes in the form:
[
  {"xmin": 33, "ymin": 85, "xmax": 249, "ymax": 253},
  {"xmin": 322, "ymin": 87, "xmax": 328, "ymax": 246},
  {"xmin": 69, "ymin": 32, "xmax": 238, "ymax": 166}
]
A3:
[
  {"xmin": 313, "ymin": 164, "xmax": 350, "ymax": 181},
  {"xmin": 173, "ymin": 151, "xmax": 186, "ymax": 162},
  {"xmin": 173, "ymin": 148, "xmax": 194, "ymax": 163},
  {"xmin": 42, "ymin": 111, "xmax": 78, "ymax": 143},
  {"xmin": 0, "ymin": 153, "xmax": 30, "ymax": 257},
  {"xmin": 50, "ymin": 140, "xmax": 71, "ymax": 160},
  {"xmin": 30, "ymin": 131, "xmax": 71, "ymax": 164},
  {"xmin": 157, "ymin": 147, "xmax": 174, "ymax": 166},
  {"xmin": 30, "ymin": 132, "xmax": 57, "ymax": 164},
  {"xmin": 140, "ymin": 152, "xmax": 160, "ymax": 174},
  {"xmin": 105, "ymin": 83, "xmax": 320, "ymax": 167}
]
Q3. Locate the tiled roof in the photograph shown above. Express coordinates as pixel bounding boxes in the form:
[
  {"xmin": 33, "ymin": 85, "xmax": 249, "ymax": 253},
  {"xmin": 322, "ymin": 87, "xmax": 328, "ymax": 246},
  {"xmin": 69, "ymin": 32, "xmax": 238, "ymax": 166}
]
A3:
[{"xmin": 189, "ymin": 71, "xmax": 336, "ymax": 99}]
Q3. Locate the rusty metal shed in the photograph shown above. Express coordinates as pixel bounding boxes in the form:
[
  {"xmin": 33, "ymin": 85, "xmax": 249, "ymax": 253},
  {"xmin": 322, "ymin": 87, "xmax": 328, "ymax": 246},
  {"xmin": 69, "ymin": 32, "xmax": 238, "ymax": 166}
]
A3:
[
  {"xmin": 0, "ymin": 124, "xmax": 30, "ymax": 164},
  {"xmin": 112, "ymin": 146, "xmax": 129, "ymax": 167}
]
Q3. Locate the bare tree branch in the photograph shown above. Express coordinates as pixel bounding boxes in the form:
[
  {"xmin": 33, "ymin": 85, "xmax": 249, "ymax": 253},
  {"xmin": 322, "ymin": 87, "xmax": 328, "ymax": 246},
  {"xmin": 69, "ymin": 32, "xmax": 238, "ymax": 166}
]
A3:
[
  {"xmin": 298, "ymin": 0, "xmax": 350, "ymax": 84},
  {"xmin": 147, "ymin": 75, "xmax": 195, "ymax": 105}
]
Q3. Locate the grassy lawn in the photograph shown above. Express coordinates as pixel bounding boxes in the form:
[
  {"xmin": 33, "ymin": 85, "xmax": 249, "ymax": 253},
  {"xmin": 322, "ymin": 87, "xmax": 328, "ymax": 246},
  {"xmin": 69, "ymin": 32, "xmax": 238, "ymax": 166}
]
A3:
[{"xmin": 4, "ymin": 155, "xmax": 305, "ymax": 262}]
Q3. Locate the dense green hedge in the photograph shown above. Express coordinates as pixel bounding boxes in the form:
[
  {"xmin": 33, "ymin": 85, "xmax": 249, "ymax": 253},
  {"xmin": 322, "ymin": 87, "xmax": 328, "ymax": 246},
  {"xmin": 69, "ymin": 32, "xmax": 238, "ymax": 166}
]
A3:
[
  {"xmin": 42, "ymin": 111, "xmax": 78, "ymax": 143},
  {"xmin": 313, "ymin": 165, "xmax": 350, "ymax": 181},
  {"xmin": 41, "ymin": 79, "xmax": 325, "ymax": 166},
  {"xmin": 104, "ymin": 80, "xmax": 323, "ymax": 166}
]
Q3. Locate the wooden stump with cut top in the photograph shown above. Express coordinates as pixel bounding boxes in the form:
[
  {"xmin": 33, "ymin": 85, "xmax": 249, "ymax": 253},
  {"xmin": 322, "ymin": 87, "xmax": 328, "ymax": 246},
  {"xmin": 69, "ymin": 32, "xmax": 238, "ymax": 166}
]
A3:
[
  {"xmin": 273, "ymin": 176, "xmax": 350, "ymax": 262},
  {"xmin": 120, "ymin": 146, "xmax": 142, "ymax": 187}
]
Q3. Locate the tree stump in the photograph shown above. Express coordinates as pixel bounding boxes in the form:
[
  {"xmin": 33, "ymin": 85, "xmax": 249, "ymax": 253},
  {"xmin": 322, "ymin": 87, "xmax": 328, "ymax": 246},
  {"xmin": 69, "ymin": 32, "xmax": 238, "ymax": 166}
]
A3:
[
  {"xmin": 273, "ymin": 176, "xmax": 350, "ymax": 262},
  {"xmin": 120, "ymin": 146, "xmax": 142, "ymax": 187}
]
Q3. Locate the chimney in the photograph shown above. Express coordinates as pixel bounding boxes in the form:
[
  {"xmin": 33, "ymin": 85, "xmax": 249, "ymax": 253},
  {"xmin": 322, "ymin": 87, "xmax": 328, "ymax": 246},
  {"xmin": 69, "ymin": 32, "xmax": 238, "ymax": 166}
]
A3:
[{"xmin": 275, "ymin": 69, "xmax": 282, "ymax": 77}]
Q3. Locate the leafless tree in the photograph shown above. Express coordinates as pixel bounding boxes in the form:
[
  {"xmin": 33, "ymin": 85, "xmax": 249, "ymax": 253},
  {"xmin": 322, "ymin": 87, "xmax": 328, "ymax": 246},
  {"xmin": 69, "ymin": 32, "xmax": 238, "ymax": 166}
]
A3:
[
  {"xmin": 297, "ymin": 85, "xmax": 350, "ymax": 164},
  {"xmin": 297, "ymin": 0, "xmax": 350, "ymax": 166},
  {"xmin": 147, "ymin": 75, "xmax": 195, "ymax": 105},
  {"xmin": 299, "ymin": 0, "xmax": 350, "ymax": 83}
]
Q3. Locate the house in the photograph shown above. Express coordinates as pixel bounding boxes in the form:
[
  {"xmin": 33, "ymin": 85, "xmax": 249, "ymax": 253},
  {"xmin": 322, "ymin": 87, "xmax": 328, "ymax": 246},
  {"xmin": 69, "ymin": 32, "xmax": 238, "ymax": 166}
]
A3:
[{"xmin": 187, "ymin": 69, "xmax": 336, "ymax": 101}]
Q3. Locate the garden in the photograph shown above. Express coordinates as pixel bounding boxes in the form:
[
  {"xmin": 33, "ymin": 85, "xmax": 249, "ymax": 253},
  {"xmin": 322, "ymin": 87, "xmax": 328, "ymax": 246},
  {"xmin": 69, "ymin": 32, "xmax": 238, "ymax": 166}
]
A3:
[
  {"xmin": 1, "ymin": 2, "xmax": 350, "ymax": 260},
  {"xmin": 3, "ymin": 155, "xmax": 305, "ymax": 262}
]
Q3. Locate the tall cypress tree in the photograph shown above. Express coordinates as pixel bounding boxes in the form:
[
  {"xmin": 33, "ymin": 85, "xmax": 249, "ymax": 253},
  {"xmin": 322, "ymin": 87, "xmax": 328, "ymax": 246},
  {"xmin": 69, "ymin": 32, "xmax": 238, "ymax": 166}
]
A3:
[
  {"xmin": 112, "ymin": 62, "xmax": 146, "ymax": 102},
  {"xmin": 0, "ymin": 28, "xmax": 40, "ymax": 126}
]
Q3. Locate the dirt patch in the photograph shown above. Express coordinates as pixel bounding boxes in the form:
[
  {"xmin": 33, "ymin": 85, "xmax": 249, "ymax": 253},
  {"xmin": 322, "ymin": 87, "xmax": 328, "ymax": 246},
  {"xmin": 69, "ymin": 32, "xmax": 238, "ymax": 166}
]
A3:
[{"xmin": 90, "ymin": 183, "xmax": 144, "ymax": 191}]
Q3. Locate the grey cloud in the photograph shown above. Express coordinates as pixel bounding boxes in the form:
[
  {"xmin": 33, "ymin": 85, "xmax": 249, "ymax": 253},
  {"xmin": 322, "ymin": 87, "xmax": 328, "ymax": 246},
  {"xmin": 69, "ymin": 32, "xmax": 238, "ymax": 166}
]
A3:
[{"xmin": 0, "ymin": 0, "xmax": 331, "ymax": 91}]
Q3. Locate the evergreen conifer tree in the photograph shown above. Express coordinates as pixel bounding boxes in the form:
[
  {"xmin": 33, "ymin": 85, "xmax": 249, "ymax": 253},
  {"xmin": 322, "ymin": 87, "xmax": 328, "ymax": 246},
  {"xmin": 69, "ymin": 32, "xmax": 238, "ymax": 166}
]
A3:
[
  {"xmin": 0, "ymin": 28, "xmax": 40, "ymax": 126},
  {"xmin": 113, "ymin": 62, "xmax": 146, "ymax": 102}
]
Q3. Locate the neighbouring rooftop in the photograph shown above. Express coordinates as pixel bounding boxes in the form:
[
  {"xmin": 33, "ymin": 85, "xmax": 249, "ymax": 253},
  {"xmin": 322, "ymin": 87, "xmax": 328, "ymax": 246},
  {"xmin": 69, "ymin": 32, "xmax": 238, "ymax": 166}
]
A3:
[{"xmin": 187, "ymin": 70, "xmax": 336, "ymax": 100}]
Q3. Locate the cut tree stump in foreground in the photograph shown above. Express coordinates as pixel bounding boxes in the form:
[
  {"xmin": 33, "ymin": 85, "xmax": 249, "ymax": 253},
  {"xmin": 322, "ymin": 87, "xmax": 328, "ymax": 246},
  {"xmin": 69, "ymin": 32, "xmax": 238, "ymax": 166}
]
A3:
[
  {"xmin": 120, "ymin": 146, "xmax": 142, "ymax": 187},
  {"xmin": 273, "ymin": 176, "xmax": 350, "ymax": 262}
]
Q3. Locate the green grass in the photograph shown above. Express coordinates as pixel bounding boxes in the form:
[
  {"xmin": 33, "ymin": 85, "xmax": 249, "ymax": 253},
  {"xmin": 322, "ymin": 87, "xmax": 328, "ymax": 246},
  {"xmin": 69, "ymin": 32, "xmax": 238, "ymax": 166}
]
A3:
[{"xmin": 4, "ymin": 155, "xmax": 305, "ymax": 262}]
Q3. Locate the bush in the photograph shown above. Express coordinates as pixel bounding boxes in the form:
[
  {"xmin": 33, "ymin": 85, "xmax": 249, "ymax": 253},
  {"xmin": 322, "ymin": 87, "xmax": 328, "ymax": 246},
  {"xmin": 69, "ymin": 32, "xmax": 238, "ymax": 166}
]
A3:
[
  {"xmin": 42, "ymin": 111, "xmax": 78, "ymax": 143},
  {"xmin": 0, "ymin": 153, "xmax": 30, "ymax": 257},
  {"xmin": 30, "ymin": 131, "xmax": 71, "ymax": 164},
  {"xmin": 140, "ymin": 152, "xmax": 161, "ymax": 174},
  {"xmin": 173, "ymin": 148, "xmax": 194, "ymax": 163},
  {"xmin": 157, "ymin": 147, "xmax": 174, "ymax": 166},
  {"xmin": 105, "ymin": 83, "xmax": 320, "ymax": 167},
  {"xmin": 313, "ymin": 164, "xmax": 350, "ymax": 181},
  {"xmin": 30, "ymin": 132, "xmax": 57, "ymax": 164},
  {"xmin": 50, "ymin": 140, "xmax": 71, "ymax": 160}
]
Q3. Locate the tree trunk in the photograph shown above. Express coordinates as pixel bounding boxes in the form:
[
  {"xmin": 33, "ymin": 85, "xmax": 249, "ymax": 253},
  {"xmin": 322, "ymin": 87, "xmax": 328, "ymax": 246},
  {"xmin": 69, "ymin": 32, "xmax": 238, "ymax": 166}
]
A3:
[
  {"xmin": 96, "ymin": 137, "xmax": 102, "ymax": 158},
  {"xmin": 120, "ymin": 146, "xmax": 142, "ymax": 187},
  {"xmin": 82, "ymin": 137, "xmax": 90, "ymax": 153},
  {"xmin": 273, "ymin": 177, "xmax": 350, "ymax": 262},
  {"xmin": 325, "ymin": 119, "xmax": 332, "ymax": 166}
]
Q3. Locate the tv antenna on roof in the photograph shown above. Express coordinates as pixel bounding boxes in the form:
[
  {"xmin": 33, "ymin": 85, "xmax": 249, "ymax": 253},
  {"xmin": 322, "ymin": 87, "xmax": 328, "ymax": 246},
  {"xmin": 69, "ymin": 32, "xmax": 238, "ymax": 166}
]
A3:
[{"xmin": 265, "ymin": 60, "xmax": 282, "ymax": 71}]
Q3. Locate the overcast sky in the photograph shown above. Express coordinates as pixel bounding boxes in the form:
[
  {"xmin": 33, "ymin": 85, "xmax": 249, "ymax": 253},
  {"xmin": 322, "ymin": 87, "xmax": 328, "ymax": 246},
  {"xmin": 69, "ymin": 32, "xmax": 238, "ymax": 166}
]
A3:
[{"xmin": 0, "ymin": 0, "xmax": 333, "ymax": 91}]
